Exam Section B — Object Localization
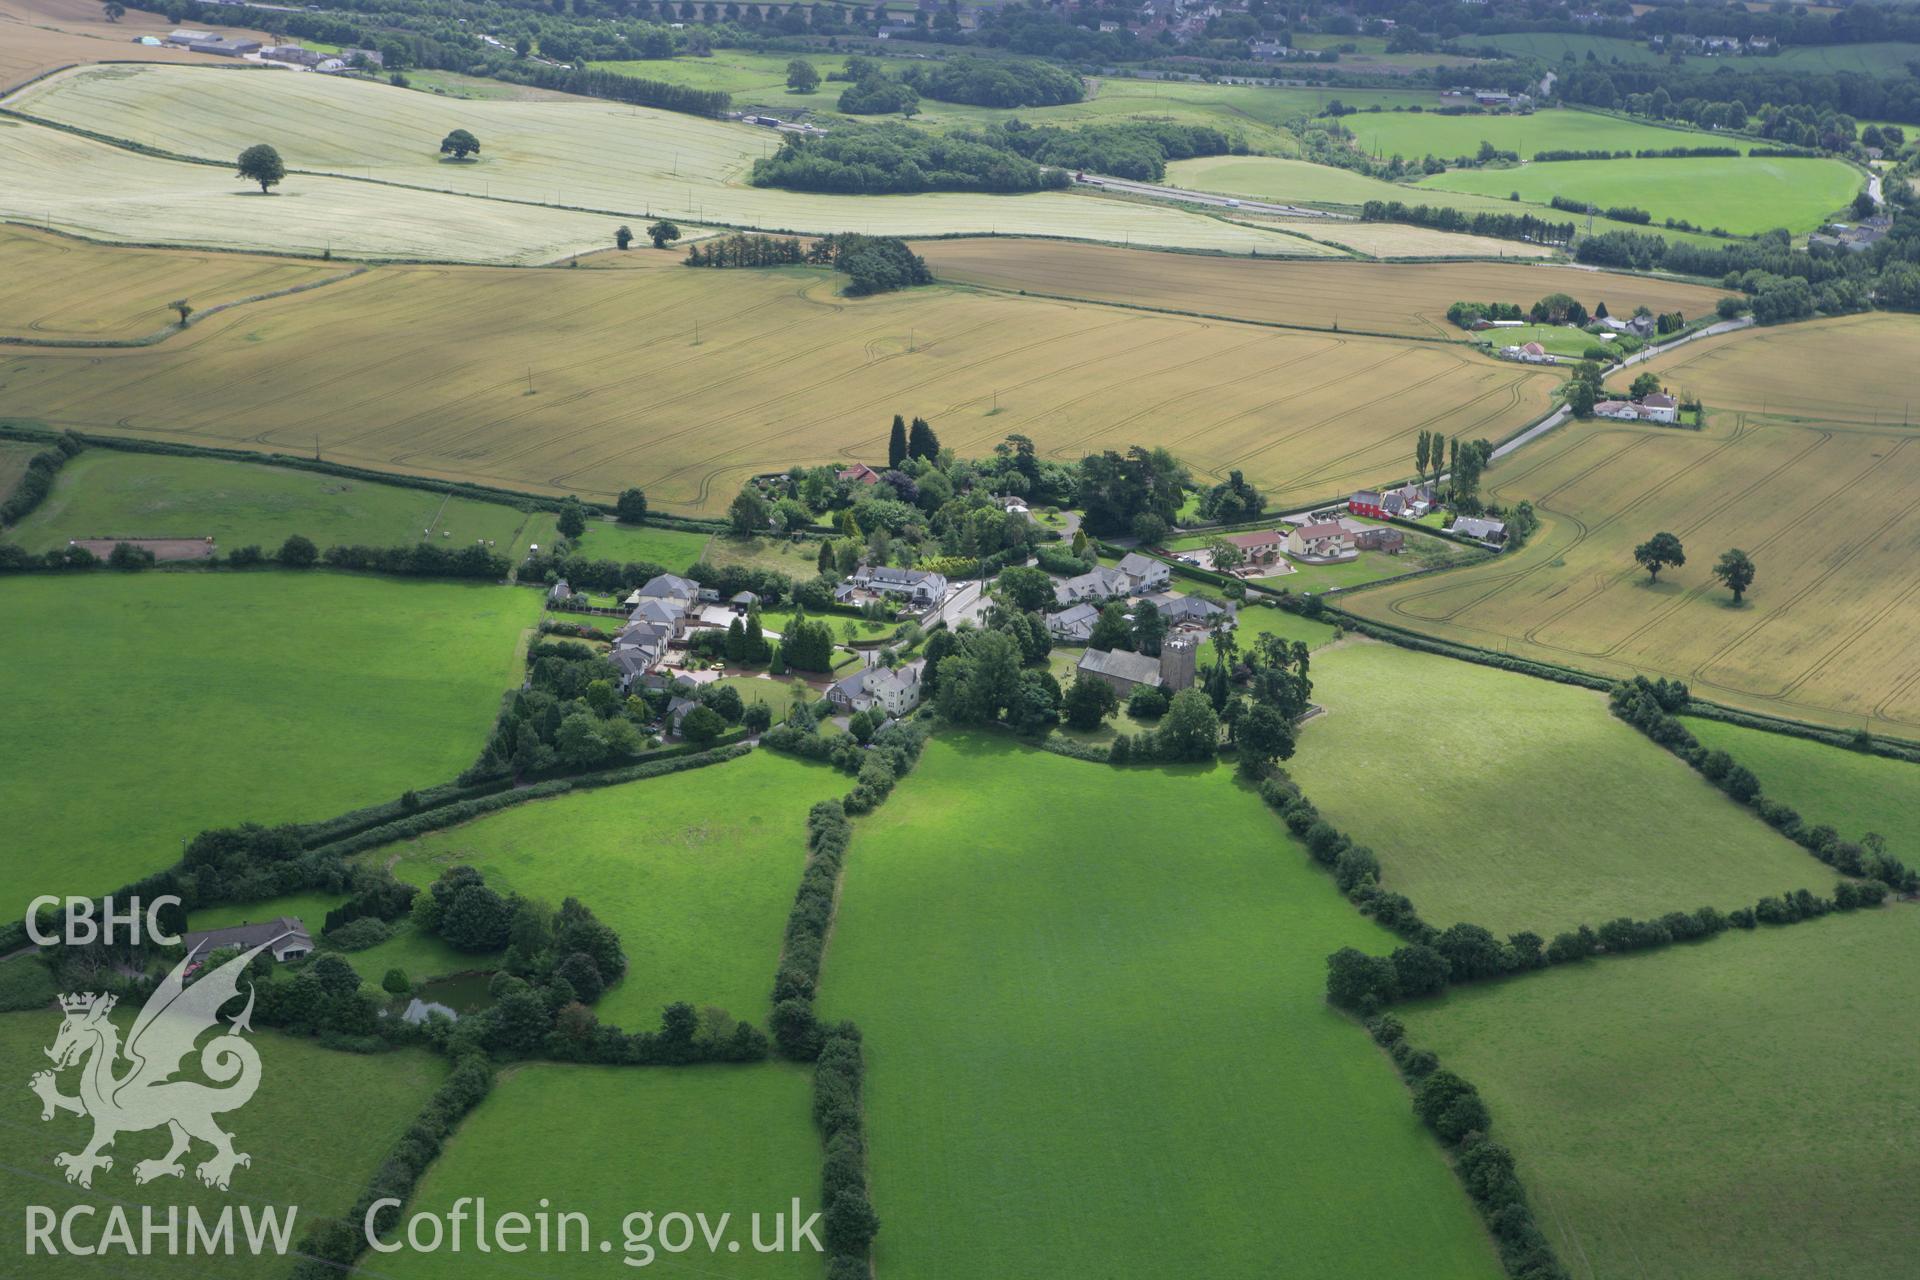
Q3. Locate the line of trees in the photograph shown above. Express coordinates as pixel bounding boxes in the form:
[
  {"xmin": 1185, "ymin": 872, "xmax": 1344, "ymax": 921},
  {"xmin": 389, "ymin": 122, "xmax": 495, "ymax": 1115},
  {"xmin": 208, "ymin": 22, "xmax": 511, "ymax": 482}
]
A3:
[
  {"xmin": 1533, "ymin": 146, "xmax": 1741, "ymax": 162},
  {"xmin": 1359, "ymin": 201, "xmax": 1576, "ymax": 247},
  {"xmin": 751, "ymin": 123, "xmax": 1064, "ymax": 194},
  {"xmin": 0, "ymin": 431, "xmax": 81, "ymax": 525}
]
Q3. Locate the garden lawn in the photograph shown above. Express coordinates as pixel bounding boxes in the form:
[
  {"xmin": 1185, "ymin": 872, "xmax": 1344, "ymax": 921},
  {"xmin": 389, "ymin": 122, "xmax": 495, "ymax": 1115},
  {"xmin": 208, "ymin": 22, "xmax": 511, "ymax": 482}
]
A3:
[
  {"xmin": 698, "ymin": 534, "xmax": 832, "ymax": 578},
  {"xmin": 0, "ymin": 449, "xmax": 553, "ymax": 554},
  {"xmin": 817, "ymin": 733, "xmax": 1502, "ymax": 1280},
  {"xmin": 0, "ymin": 1009, "xmax": 445, "ymax": 1280},
  {"xmin": 1469, "ymin": 322, "xmax": 1602, "ymax": 358},
  {"xmin": 1401, "ymin": 909, "xmax": 1920, "ymax": 1280},
  {"xmin": 376, "ymin": 1062, "xmax": 821, "ymax": 1280},
  {"xmin": 368, "ymin": 751, "xmax": 844, "ymax": 1028},
  {"xmin": 0, "ymin": 573, "xmax": 536, "ymax": 916},
  {"xmin": 1286, "ymin": 642, "xmax": 1831, "ymax": 936},
  {"xmin": 567, "ymin": 518, "xmax": 715, "ymax": 572},
  {"xmin": 1419, "ymin": 155, "xmax": 1862, "ymax": 235},
  {"xmin": 1200, "ymin": 599, "xmax": 1339, "ymax": 666},
  {"xmin": 1683, "ymin": 718, "xmax": 1920, "ymax": 857}
]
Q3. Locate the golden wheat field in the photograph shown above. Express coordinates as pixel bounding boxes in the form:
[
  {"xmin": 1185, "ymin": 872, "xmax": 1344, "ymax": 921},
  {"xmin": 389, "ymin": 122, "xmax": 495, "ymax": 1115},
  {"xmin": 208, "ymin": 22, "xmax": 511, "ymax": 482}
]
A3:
[
  {"xmin": 0, "ymin": 225, "xmax": 345, "ymax": 341},
  {"xmin": 1634, "ymin": 312, "xmax": 1920, "ymax": 424},
  {"xmin": 1281, "ymin": 220, "xmax": 1559, "ymax": 260},
  {"xmin": 6, "ymin": 63, "xmax": 1328, "ymax": 255},
  {"xmin": 1346, "ymin": 411, "xmax": 1920, "ymax": 735},
  {"xmin": 0, "ymin": 258, "xmax": 1560, "ymax": 515},
  {"xmin": 915, "ymin": 239, "xmax": 1729, "ymax": 339}
]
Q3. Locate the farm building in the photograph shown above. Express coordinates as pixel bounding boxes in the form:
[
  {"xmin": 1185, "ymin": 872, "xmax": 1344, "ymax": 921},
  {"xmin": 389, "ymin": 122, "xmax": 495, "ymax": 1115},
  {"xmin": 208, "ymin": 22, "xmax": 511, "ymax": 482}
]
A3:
[
  {"xmin": 1221, "ymin": 530, "xmax": 1285, "ymax": 564},
  {"xmin": 166, "ymin": 29, "xmax": 262, "ymax": 55},
  {"xmin": 828, "ymin": 660, "xmax": 924, "ymax": 716},
  {"xmin": 180, "ymin": 916, "xmax": 312, "ymax": 963},
  {"xmin": 1076, "ymin": 636, "xmax": 1198, "ymax": 696},
  {"xmin": 1450, "ymin": 516, "xmax": 1508, "ymax": 544},
  {"xmin": 1353, "ymin": 526, "xmax": 1405, "ymax": 553},
  {"xmin": 1348, "ymin": 490, "xmax": 1386, "ymax": 519},
  {"xmin": 1286, "ymin": 522, "xmax": 1355, "ymax": 561}
]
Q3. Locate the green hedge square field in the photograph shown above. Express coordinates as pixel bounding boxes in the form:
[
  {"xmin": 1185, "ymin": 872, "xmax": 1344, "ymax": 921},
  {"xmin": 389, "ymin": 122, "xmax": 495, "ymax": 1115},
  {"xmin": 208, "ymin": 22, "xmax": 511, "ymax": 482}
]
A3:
[
  {"xmin": 1401, "ymin": 910, "xmax": 1920, "ymax": 1280},
  {"xmin": 375, "ymin": 1062, "xmax": 821, "ymax": 1280},
  {"xmin": 1683, "ymin": 718, "xmax": 1920, "ymax": 856},
  {"xmin": 1286, "ymin": 642, "xmax": 1829, "ymax": 936},
  {"xmin": 0, "ymin": 1011, "xmax": 446, "ymax": 1280},
  {"xmin": 818, "ymin": 733, "xmax": 1502, "ymax": 1280},
  {"xmin": 0, "ymin": 572, "xmax": 536, "ymax": 914},
  {"xmin": 372, "ymin": 751, "xmax": 846, "ymax": 1029}
]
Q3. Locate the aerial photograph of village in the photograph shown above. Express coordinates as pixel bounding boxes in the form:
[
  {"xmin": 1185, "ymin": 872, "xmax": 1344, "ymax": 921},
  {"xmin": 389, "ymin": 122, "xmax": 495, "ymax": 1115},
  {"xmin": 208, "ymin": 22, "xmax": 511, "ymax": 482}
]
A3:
[{"xmin": 0, "ymin": 0, "xmax": 1915, "ymax": 1273}]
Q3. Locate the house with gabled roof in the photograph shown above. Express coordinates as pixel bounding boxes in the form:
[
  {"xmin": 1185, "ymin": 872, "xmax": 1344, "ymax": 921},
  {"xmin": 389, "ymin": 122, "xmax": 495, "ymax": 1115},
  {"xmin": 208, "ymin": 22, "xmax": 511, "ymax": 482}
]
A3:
[
  {"xmin": 1046, "ymin": 602, "xmax": 1101, "ymax": 642},
  {"xmin": 828, "ymin": 660, "xmax": 925, "ymax": 716},
  {"xmin": 180, "ymin": 917, "xmax": 312, "ymax": 963},
  {"xmin": 1116, "ymin": 551, "xmax": 1171, "ymax": 594}
]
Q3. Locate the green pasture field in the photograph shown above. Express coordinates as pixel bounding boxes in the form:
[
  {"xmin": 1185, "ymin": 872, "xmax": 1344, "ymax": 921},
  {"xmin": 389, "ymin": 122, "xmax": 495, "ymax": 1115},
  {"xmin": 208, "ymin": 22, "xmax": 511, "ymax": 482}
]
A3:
[
  {"xmin": 0, "ymin": 573, "xmax": 537, "ymax": 916},
  {"xmin": 0, "ymin": 450, "xmax": 554, "ymax": 555},
  {"xmin": 596, "ymin": 49, "xmax": 926, "ymax": 99},
  {"xmin": 0, "ymin": 1009, "xmax": 446, "ymax": 1280},
  {"xmin": 366, "ymin": 750, "xmax": 843, "ymax": 1028},
  {"xmin": 1401, "ymin": 909, "xmax": 1920, "ymax": 1280},
  {"xmin": 1342, "ymin": 104, "xmax": 1756, "ymax": 161},
  {"xmin": 567, "ymin": 518, "xmax": 715, "ymax": 571},
  {"xmin": 7, "ymin": 64, "xmax": 1317, "ymax": 255},
  {"xmin": 1163, "ymin": 153, "xmax": 1726, "ymax": 244},
  {"xmin": 1766, "ymin": 40, "xmax": 1920, "ymax": 76},
  {"xmin": 1204, "ymin": 599, "xmax": 1339, "ymax": 664},
  {"xmin": 1419, "ymin": 155, "xmax": 1863, "ymax": 235},
  {"xmin": 1285, "ymin": 642, "xmax": 1831, "ymax": 936},
  {"xmin": 377, "ymin": 1062, "xmax": 821, "ymax": 1280},
  {"xmin": 697, "ymin": 534, "xmax": 835, "ymax": 578},
  {"xmin": 1262, "ymin": 532, "xmax": 1490, "ymax": 593},
  {"xmin": 1467, "ymin": 321, "xmax": 1601, "ymax": 357},
  {"xmin": 817, "ymin": 733, "xmax": 1502, "ymax": 1279},
  {"xmin": 1683, "ymin": 718, "xmax": 1920, "ymax": 856}
]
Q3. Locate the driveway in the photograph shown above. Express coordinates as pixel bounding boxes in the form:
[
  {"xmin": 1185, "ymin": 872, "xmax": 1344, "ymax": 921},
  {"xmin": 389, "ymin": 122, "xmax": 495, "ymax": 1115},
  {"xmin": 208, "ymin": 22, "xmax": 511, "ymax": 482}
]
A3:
[{"xmin": 928, "ymin": 580, "xmax": 988, "ymax": 630}]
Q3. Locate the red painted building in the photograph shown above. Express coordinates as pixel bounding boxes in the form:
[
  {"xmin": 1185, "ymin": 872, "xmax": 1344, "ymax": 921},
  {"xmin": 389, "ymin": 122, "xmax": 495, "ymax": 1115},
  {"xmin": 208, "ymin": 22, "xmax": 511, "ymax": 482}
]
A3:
[{"xmin": 1348, "ymin": 490, "xmax": 1387, "ymax": 519}]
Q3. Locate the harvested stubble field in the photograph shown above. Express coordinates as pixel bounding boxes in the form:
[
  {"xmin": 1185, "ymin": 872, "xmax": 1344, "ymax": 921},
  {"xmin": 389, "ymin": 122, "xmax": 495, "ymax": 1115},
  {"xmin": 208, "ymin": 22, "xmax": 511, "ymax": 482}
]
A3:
[
  {"xmin": 0, "ymin": 117, "xmax": 623, "ymax": 263},
  {"xmin": 0, "ymin": 224, "xmax": 342, "ymax": 341},
  {"xmin": 0, "ymin": 259, "xmax": 1562, "ymax": 514},
  {"xmin": 1272, "ymin": 217, "xmax": 1558, "ymax": 259},
  {"xmin": 1632, "ymin": 311, "xmax": 1920, "ymax": 424},
  {"xmin": 1345, "ymin": 409, "xmax": 1920, "ymax": 736},
  {"xmin": 1420, "ymin": 155, "xmax": 1863, "ymax": 236},
  {"xmin": 915, "ymin": 238, "xmax": 1726, "ymax": 339},
  {"xmin": 1401, "ymin": 910, "xmax": 1920, "ymax": 1280},
  {"xmin": 0, "ymin": 0, "xmax": 263, "ymax": 91},
  {"xmin": 1287, "ymin": 642, "xmax": 1830, "ymax": 937},
  {"xmin": 6, "ymin": 64, "xmax": 1325, "ymax": 254}
]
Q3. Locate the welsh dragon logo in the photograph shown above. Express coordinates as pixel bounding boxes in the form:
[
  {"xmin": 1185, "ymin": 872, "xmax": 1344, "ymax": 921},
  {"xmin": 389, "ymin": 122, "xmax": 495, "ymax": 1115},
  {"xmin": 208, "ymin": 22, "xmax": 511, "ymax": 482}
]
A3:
[{"xmin": 29, "ymin": 939, "xmax": 275, "ymax": 1191}]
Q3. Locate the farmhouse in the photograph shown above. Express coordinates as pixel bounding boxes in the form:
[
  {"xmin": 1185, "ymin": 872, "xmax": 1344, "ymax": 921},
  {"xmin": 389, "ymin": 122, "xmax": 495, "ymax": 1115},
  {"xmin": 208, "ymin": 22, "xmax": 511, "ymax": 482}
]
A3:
[
  {"xmin": 628, "ymin": 573, "xmax": 700, "ymax": 605},
  {"xmin": 850, "ymin": 564, "xmax": 948, "ymax": 608},
  {"xmin": 1047, "ymin": 602, "xmax": 1101, "ymax": 642},
  {"xmin": 1116, "ymin": 551, "xmax": 1171, "ymax": 594},
  {"xmin": 1222, "ymin": 530, "xmax": 1285, "ymax": 564},
  {"xmin": 1450, "ymin": 515, "xmax": 1508, "ymax": 544},
  {"xmin": 828, "ymin": 660, "xmax": 925, "ymax": 716},
  {"xmin": 1594, "ymin": 394, "xmax": 1679, "ymax": 424},
  {"xmin": 1286, "ymin": 522, "xmax": 1355, "ymax": 560},
  {"xmin": 1348, "ymin": 490, "xmax": 1386, "ymax": 518},
  {"xmin": 1076, "ymin": 636, "xmax": 1198, "ymax": 696},
  {"xmin": 1500, "ymin": 341, "xmax": 1556, "ymax": 365},
  {"xmin": 180, "ymin": 916, "xmax": 312, "ymax": 963}
]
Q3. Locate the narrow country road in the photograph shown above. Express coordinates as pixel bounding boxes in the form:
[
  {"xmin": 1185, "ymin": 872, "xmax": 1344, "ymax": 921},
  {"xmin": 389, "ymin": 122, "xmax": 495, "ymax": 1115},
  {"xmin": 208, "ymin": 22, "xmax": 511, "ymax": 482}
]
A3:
[
  {"xmin": 1073, "ymin": 175, "xmax": 1351, "ymax": 220},
  {"xmin": 1613, "ymin": 315, "xmax": 1754, "ymax": 370}
]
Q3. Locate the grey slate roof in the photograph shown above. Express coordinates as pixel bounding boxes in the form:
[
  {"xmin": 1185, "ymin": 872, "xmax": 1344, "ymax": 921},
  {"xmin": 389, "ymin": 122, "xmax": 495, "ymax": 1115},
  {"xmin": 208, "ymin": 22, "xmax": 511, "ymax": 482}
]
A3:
[{"xmin": 1077, "ymin": 647, "xmax": 1163, "ymax": 686}]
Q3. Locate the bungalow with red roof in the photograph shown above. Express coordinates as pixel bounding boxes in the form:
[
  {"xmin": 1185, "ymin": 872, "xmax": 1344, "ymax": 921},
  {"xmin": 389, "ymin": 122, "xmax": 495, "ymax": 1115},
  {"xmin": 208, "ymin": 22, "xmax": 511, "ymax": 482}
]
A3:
[{"xmin": 838, "ymin": 463, "xmax": 883, "ymax": 485}]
